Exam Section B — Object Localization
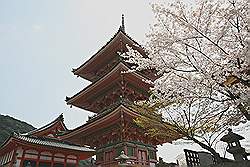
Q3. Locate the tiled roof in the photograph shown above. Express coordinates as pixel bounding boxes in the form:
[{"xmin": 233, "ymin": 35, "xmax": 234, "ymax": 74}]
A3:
[{"xmin": 13, "ymin": 133, "xmax": 95, "ymax": 152}]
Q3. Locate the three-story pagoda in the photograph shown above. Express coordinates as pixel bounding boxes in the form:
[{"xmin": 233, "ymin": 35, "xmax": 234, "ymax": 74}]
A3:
[{"xmin": 61, "ymin": 16, "xmax": 166, "ymax": 167}]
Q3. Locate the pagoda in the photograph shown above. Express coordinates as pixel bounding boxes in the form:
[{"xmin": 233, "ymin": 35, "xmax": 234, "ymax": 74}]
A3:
[{"xmin": 61, "ymin": 16, "xmax": 165, "ymax": 167}]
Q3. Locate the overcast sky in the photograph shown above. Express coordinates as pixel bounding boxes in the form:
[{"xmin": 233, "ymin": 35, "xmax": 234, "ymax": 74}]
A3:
[
  {"xmin": 0, "ymin": 0, "xmax": 156, "ymax": 128},
  {"xmin": 0, "ymin": 0, "xmax": 249, "ymax": 163}
]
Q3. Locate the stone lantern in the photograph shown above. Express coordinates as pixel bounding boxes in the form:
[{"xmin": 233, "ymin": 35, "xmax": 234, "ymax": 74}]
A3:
[
  {"xmin": 220, "ymin": 128, "xmax": 248, "ymax": 161},
  {"xmin": 115, "ymin": 151, "xmax": 131, "ymax": 166}
]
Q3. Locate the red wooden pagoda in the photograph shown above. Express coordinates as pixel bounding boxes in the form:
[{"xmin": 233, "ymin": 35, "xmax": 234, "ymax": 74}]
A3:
[
  {"xmin": 0, "ymin": 114, "xmax": 95, "ymax": 167},
  {"xmin": 61, "ymin": 16, "xmax": 166, "ymax": 167}
]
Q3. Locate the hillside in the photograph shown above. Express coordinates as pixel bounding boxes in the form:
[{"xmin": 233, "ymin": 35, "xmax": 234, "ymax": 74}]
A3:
[{"xmin": 0, "ymin": 114, "xmax": 35, "ymax": 145}]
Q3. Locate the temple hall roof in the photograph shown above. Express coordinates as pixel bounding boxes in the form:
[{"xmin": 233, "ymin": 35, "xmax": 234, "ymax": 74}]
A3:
[
  {"xmin": 0, "ymin": 132, "xmax": 95, "ymax": 153},
  {"xmin": 22, "ymin": 113, "xmax": 68, "ymax": 137}
]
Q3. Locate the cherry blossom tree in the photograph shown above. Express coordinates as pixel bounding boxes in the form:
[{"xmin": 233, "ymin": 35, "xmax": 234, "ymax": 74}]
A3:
[
  {"xmin": 123, "ymin": 0, "xmax": 249, "ymax": 161},
  {"xmin": 133, "ymin": 99, "xmax": 239, "ymax": 162}
]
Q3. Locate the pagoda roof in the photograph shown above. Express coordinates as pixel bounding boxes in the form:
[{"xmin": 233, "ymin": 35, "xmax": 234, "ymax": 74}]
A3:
[
  {"xmin": 0, "ymin": 133, "xmax": 95, "ymax": 154},
  {"xmin": 60, "ymin": 104, "xmax": 174, "ymax": 145},
  {"xmin": 72, "ymin": 29, "xmax": 145, "ymax": 81},
  {"xmin": 23, "ymin": 114, "xmax": 68, "ymax": 137},
  {"xmin": 66, "ymin": 62, "xmax": 151, "ymax": 112},
  {"xmin": 60, "ymin": 105, "xmax": 142, "ymax": 141}
]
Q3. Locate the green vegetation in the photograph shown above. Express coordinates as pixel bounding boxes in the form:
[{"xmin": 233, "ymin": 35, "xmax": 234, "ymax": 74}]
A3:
[{"xmin": 0, "ymin": 114, "xmax": 35, "ymax": 145}]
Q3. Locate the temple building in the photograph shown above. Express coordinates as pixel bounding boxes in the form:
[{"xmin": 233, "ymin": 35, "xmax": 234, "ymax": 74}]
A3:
[
  {"xmin": 0, "ymin": 16, "xmax": 180, "ymax": 167},
  {"xmin": 61, "ymin": 16, "xmax": 173, "ymax": 167},
  {"xmin": 0, "ymin": 114, "xmax": 95, "ymax": 167}
]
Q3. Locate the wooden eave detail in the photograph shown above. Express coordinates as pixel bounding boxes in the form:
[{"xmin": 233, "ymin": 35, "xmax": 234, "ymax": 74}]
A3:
[
  {"xmin": 72, "ymin": 30, "xmax": 145, "ymax": 82},
  {"xmin": 66, "ymin": 62, "xmax": 151, "ymax": 112}
]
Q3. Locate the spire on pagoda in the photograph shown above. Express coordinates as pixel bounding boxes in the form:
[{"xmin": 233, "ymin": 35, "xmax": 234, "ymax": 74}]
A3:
[
  {"xmin": 63, "ymin": 17, "xmax": 166, "ymax": 167},
  {"xmin": 119, "ymin": 14, "xmax": 125, "ymax": 32}
]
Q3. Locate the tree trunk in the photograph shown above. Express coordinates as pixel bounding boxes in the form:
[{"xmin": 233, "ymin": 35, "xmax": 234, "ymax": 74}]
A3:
[{"xmin": 187, "ymin": 136, "xmax": 222, "ymax": 164}]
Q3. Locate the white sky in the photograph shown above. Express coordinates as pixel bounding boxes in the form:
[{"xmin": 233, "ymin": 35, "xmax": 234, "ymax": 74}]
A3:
[{"xmin": 0, "ymin": 0, "xmax": 249, "ymax": 163}]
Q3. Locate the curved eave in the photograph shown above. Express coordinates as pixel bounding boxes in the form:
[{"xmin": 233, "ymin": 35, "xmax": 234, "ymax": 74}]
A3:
[
  {"xmin": 73, "ymin": 29, "xmax": 144, "ymax": 81},
  {"xmin": 66, "ymin": 62, "xmax": 151, "ymax": 112},
  {"xmin": 60, "ymin": 105, "xmax": 169, "ymax": 145},
  {"xmin": 60, "ymin": 105, "xmax": 140, "ymax": 140}
]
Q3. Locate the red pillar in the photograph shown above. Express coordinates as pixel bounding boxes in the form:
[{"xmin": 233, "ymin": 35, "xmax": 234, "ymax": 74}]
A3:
[
  {"xmin": 75, "ymin": 156, "xmax": 79, "ymax": 167},
  {"xmin": 51, "ymin": 153, "xmax": 54, "ymax": 167},
  {"xmin": 36, "ymin": 151, "xmax": 41, "ymax": 167},
  {"xmin": 20, "ymin": 149, "xmax": 26, "ymax": 167},
  {"xmin": 64, "ymin": 154, "xmax": 67, "ymax": 167}
]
